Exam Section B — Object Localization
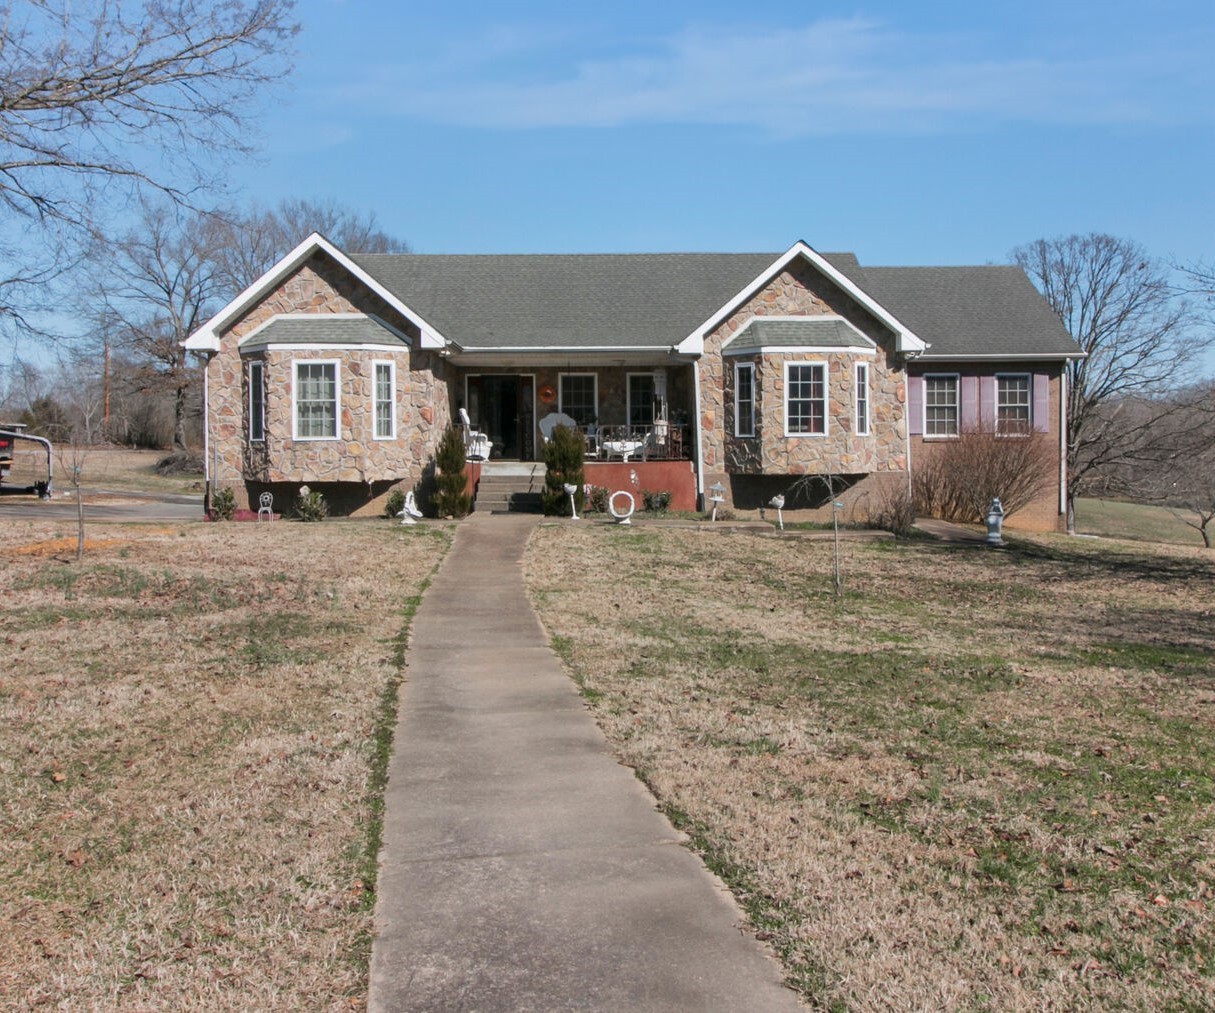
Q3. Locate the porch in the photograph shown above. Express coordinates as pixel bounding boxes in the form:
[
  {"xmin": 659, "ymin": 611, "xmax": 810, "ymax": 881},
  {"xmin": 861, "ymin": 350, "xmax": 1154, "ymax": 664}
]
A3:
[{"xmin": 455, "ymin": 362, "xmax": 696, "ymax": 465}]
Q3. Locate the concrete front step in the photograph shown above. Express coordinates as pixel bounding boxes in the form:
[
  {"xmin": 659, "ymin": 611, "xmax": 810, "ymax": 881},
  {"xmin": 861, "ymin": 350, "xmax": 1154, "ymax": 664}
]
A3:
[{"xmin": 475, "ymin": 464, "xmax": 547, "ymax": 513}]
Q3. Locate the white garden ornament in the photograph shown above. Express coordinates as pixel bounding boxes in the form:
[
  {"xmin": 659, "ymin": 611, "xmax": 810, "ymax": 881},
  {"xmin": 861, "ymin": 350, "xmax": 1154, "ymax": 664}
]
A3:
[{"xmin": 608, "ymin": 490, "xmax": 635, "ymax": 525}]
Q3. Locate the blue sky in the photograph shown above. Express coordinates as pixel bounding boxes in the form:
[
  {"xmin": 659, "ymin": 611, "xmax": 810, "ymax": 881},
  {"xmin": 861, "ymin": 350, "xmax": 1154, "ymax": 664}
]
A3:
[{"xmin": 231, "ymin": 0, "xmax": 1214, "ymax": 276}]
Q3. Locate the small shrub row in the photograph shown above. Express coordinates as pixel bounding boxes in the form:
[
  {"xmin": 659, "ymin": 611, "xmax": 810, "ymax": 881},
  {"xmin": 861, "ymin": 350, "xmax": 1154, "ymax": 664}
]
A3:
[
  {"xmin": 641, "ymin": 489, "xmax": 672, "ymax": 513},
  {"xmin": 295, "ymin": 486, "xmax": 328, "ymax": 522}
]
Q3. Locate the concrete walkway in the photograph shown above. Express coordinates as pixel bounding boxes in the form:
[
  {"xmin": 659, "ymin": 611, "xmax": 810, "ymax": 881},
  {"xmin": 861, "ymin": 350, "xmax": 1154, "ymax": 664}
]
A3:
[{"xmin": 369, "ymin": 512, "xmax": 803, "ymax": 1012}]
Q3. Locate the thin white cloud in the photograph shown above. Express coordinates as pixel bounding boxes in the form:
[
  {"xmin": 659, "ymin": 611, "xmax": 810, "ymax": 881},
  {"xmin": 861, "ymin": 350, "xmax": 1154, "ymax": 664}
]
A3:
[{"xmin": 334, "ymin": 18, "xmax": 1213, "ymax": 135}]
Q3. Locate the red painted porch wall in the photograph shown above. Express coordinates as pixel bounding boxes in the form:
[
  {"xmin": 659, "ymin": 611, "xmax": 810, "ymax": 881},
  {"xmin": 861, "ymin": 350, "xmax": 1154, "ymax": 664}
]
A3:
[{"xmin": 583, "ymin": 461, "xmax": 698, "ymax": 511}]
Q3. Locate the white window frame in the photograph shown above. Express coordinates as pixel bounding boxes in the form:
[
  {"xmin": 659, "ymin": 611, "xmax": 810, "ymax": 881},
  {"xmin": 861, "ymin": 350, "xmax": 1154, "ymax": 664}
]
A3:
[
  {"xmin": 248, "ymin": 360, "xmax": 265, "ymax": 443},
  {"xmin": 292, "ymin": 358, "xmax": 341, "ymax": 441},
  {"xmin": 996, "ymin": 372, "xmax": 1032, "ymax": 437},
  {"xmin": 854, "ymin": 361, "xmax": 870, "ymax": 436},
  {"xmin": 783, "ymin": 361, "xmax": 828, "ymax": 437},
  {"xmin": 558, "ymin": 372, "xmax": 598, "ymax": 426},
  {"xmin": 923, "ymin": 373, "xmax": 960, "ymax": 439},
  {"xmin": 372, "ymin": 360, "xmax": 396, "ymax": 440},
  {"xmin": 735, "ymin": 362, "xmax": 756, "ymax": 437}
]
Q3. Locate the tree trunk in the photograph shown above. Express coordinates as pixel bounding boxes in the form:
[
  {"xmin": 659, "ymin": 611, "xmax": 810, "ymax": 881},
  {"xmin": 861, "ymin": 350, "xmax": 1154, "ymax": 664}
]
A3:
[
  {"xmin": 75, "ymin": 477, "xmax": 85, "ymax": 561},
  {"xmin": 173, "ymin": 381, "xmax": 188, "ymax": 452},
  {"xmin": 1066, "ymin": 493, "xmax": 1076, "ymax": 536}
]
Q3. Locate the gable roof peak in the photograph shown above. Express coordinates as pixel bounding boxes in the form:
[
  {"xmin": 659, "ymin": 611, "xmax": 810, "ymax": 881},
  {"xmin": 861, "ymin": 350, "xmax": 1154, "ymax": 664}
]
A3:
[
  {"xmin": 183, "ymin": 232, "xmax": 446, "ymax": 353},
  {"xmin": 676, "ymin": 241, "xmax": 926, "ymax": 356}
]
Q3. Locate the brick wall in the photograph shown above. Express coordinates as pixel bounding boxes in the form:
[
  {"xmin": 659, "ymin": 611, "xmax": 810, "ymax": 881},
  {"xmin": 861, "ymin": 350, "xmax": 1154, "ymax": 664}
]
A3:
[{"xmin": 908, "ymin": 364, "xmax": 1065, "ymax": 532}]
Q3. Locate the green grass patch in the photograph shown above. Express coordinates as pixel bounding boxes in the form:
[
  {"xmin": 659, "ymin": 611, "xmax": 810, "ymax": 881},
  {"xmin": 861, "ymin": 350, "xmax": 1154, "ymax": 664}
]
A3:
[{"xmin": 1075, "ymin": 497, "xmax": 1208, "ymax": 547}]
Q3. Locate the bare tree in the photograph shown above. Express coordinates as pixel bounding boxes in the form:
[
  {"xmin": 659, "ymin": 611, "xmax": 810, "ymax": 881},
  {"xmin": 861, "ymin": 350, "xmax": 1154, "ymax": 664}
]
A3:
[
  {"xmin": 1177, "ymin": 259, "xmax": 1215, "ymax": 315},
  {"xmin": 89, "ymin": 201, "xmax": 223, "ymax": 450},
  {"xmin": 0, "ymin": 0, "xmax": 297, "ymax": 322},
  {"xmin": 211, "ymin": 197, "xmax": 410, "ymax": 294},
  {"xmin": 1111, "ymin": 384, "xmax": 1215, "ymax": 548},
  {"xmin": 1012, "ymin": 234, "xmax": 1201, "ymax": 534}
]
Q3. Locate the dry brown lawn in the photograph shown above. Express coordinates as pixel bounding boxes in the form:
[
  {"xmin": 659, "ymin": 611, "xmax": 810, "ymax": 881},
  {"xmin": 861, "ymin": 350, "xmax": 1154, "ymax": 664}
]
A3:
[
  {"xmin": 526, "ymin": 525, "xmax": 1215, "ymax": 1010},
  {"xmin": 0, "ymin": 518, "xmax": 449, "ymax": 1009}
]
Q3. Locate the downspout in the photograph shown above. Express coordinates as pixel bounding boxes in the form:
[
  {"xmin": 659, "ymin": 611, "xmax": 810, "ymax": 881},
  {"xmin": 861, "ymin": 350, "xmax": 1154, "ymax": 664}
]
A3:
[
  {"xmin": 692, "ymin": 358, "xmax": 706, "ymax": 510},
  {"xmin": 901, "ymin": 343, "xmax": 922, "ymax": 497},
  {"xmin": 1059, "ymin": 367, "xmax": 1068, "ymax": 517},
  {"xmin": 200, "ymin": 352, "xmax": 212, "ymax": 515}
]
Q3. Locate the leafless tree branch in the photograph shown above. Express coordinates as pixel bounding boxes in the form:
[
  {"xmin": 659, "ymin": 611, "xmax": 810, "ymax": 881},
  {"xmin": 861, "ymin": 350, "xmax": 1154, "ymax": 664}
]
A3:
[{"xmin": 1012, "ymin": 233, "xmax": 1203, "ymax": 533}]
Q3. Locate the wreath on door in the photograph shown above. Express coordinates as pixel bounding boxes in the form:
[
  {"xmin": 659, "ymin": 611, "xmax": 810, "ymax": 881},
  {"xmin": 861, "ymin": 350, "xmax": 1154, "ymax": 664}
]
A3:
[{"xmin": 538, "ymin": 384, "xmax": 557, "ymax": 404}]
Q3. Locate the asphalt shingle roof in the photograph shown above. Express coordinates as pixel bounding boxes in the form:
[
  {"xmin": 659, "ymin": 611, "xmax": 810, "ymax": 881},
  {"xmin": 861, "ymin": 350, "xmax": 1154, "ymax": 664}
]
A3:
[
  {"xmin": 346, "ymin": 250, "xmax": 1079, "ymax": 359},
  {"xmin": 240, "ymin": 314, "xmax": 407, "ymax": 348},
  {"xmin": 847, "ymin": 265, "xmax": 1079, "ymax": 358},
  {"xmin": 723, "ymin": 317, "xmax": 874, "ymax": 353},
  {"xmin": 351, "ymin": 252, "xmax": 782, "ymax": 350}
]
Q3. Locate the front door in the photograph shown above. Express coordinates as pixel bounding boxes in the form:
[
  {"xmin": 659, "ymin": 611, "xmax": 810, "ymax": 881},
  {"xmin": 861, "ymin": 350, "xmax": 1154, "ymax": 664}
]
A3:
[{"xmin": 466, "ymin": 375, "xmax": 535, "ymax": 459}]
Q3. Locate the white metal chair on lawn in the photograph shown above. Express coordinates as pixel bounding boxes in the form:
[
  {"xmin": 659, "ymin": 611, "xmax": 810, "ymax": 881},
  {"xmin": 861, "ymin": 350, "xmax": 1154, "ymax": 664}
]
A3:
[
  {"xmin": 257, "ymin": 491, "xmax": 274, "ymax": 521},
  {"xmin": 459, "ymin": 408, "xmax": 492, "ymax": 461}
]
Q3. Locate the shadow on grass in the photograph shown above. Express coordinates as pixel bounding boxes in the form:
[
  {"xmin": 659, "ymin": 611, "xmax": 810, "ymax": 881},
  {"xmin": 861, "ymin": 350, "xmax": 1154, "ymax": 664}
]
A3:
[{"xmin": 903, "ymin": 531, "xmax": 1215, "ymax": 587}]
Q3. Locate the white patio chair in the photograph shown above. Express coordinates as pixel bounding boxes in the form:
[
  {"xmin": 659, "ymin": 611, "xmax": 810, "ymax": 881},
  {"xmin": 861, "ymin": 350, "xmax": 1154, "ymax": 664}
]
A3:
[
  {"xmin": 537, "ymin": 411, "xmax": 579, "ymax": 445},
  {"xmin": 257, "ymin": 491, "xmax": 274, "ymax": 521},
  {"xmin": 458, "ymin": 408, "xmax": 492, "ymax": 461}
]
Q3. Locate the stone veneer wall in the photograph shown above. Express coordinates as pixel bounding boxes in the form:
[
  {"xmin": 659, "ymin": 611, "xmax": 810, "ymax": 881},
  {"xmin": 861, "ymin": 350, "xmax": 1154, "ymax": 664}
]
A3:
[
  {"xmin": 701, "ymin": 258, "xmax": 909, "ymax": 510},
  {"xmin": 207, "ymin": 252, "xmax": 451, "ymax": 511}
]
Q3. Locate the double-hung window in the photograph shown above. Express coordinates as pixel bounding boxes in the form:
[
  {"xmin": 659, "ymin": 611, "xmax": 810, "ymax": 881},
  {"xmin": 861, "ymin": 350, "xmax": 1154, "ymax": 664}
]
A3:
[
  {"xmin": 294, "ymin": 360, "xmax": 339, "ymax": 440},
  {"xmin": 248, "ymin": 360, "xmax": 265, "ymax": 443},
  {"xmin": 924, "ymin": 374, "xmax": 959, "ymax": 437},
  {"xmin": 735, "ymin": 363, "xmax": 755, "ymax": 437},
  {"xmin": 785, "ymin": 362, "xmax": 827, "ymax": 436},
  {"xmin": 855, "ymin": 362, "xmax": 870, "ymax": 436},
  {"xmin": 373, "ymin": 361, "xmax": 396, "ymax": 439},
  {"xmin": 559, "ymin": 373, "xmax": 597, "ymax": 426},
  {"xmin": 996, "ymin": 374, "xmax": 1031, "ymax": 435}
]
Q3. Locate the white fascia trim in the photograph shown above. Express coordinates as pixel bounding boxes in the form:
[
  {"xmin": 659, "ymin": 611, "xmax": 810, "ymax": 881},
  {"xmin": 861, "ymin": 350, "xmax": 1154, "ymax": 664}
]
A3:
[
  {"xmin": 723, "ymin": 345, "xmax": 877, "ymax": 357},
  {"xmin": 720, "ymin": 314, "xmax": 878, "ymax": 353},
  {"xmin": 240, "ymin": 343, "xmax": 411, "ymax": 354},
  {"xmin": 183, "ymin": 233, "xmax": 448, "ymax": 352},
  {"xmin": 915, "ymin": 352, "xmax": 1078, "ymax": 362},
  {"xmin": 457, "ymin": 343, "xmax": 671, "ymax": 353},
  {"xmin": 677, "ymin": 242, "xmax": 926, "ymax": 356}
]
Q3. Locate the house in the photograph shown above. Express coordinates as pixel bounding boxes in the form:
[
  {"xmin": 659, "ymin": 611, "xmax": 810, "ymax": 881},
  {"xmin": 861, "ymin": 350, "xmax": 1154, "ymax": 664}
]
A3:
[{"xmin": 184, "ymin": 234, "xmax": 1082, "ymax": 529}]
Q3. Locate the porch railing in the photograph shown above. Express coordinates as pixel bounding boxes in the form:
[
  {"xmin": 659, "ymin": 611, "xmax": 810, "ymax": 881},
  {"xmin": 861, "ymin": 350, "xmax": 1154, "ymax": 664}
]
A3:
[{"xmin": 583, "ymin": 422, "xmax": 690, "ymax": 462}]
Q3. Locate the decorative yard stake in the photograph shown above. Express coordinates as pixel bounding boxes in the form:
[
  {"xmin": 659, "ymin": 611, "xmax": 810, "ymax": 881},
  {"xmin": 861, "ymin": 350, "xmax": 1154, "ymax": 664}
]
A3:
[
  {"xmin": 708, "ymin": 481, "xmax": 726, "ymax": 521},
  {"xmin": 770, "ymin": 493, "xmax": 785, "ymax": 531}
]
